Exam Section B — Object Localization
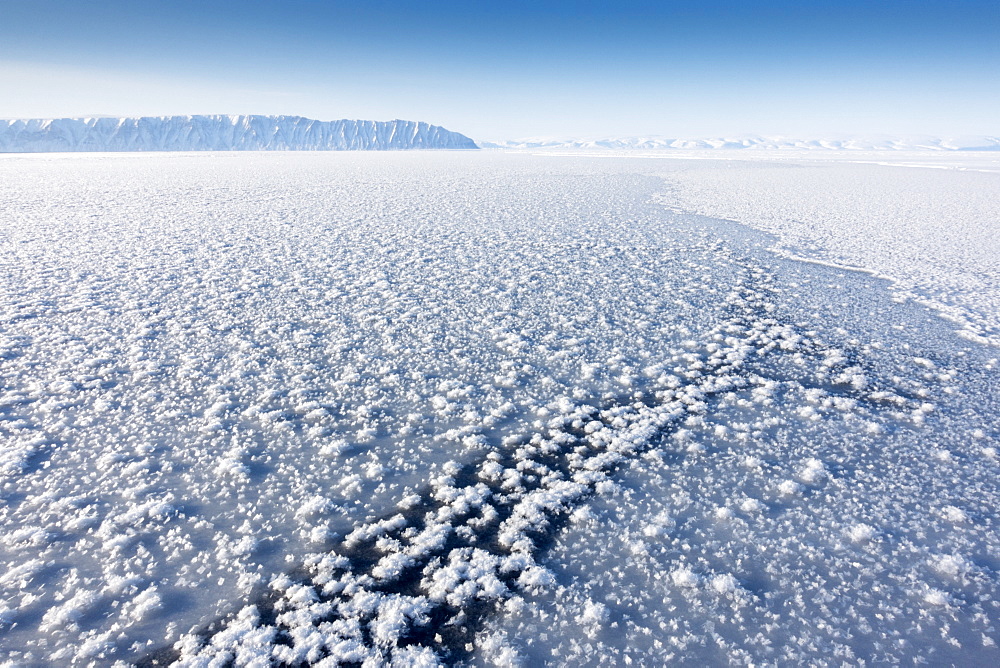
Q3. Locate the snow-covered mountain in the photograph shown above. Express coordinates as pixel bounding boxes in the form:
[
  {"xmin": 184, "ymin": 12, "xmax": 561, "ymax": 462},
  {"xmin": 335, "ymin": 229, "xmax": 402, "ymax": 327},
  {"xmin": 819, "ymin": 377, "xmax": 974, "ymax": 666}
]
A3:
[
  {"xmin": 0, "ymin": 115, "xmax": 478, "ymax": 152},
  {"xmin": 482, "ymin": 135, "xmax": 1000, "ymax": 151}
]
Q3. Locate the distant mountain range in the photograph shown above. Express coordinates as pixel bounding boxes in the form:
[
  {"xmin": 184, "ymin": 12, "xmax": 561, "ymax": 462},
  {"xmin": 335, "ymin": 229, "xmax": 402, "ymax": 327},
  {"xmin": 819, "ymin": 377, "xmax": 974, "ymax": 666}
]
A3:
[
  {"xmin": 481, "ymin": 135, "xmax": 1000, "ymax": 151},
  {"xmin": 4, "ymin": 118, "xmax": 995, "ymax": 153},
  {"xmin": 0, "ymin": 115, "xmax": 478, "ymax": 152}
]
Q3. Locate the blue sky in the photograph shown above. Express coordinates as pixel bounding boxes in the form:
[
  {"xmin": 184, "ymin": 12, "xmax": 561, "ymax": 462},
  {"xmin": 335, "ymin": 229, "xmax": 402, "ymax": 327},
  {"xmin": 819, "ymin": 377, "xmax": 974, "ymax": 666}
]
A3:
[{"xmin": 1, "ymin": 0, "xmax": 997, "ymax": 139}]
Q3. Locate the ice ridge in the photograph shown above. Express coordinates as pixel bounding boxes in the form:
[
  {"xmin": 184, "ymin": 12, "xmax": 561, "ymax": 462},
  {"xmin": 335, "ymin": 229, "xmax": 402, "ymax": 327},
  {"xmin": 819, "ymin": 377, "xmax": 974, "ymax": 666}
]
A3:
[{"xmin": 483, "ymin": 135, "xmax": 1000, "ymax": 151}]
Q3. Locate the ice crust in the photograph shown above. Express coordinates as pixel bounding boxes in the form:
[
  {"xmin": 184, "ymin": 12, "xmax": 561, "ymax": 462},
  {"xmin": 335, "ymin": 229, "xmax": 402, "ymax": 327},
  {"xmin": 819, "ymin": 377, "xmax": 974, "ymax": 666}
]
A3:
[
  {"xmin": 0, "ymin": 152, "xmax": 997, "ymax": 665},
  {"xmin": 0, "ymin": 116, "xmax": 478, "ymax": 153}
]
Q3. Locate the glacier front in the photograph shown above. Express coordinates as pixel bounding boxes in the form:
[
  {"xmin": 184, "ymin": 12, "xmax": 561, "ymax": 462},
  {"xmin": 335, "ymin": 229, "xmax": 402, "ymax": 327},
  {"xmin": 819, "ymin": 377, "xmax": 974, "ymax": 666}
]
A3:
[{"xmin": 0, "ymin": 115, "xmax": 479, "ymax": 152}]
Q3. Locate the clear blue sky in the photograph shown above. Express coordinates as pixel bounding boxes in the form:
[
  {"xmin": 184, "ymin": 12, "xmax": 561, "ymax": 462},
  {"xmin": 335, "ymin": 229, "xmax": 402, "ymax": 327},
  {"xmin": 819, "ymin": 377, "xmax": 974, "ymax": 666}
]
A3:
[{"xmin": 1, "ymin": 0, "xmax": 997, "ymax": 139}]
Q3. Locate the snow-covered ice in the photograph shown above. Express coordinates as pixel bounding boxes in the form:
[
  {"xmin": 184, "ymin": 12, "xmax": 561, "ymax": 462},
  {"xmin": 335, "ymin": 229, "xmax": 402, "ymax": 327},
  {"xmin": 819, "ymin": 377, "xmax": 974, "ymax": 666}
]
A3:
[
  {"xmin": 0, "ymin": 151, "xmax": 997, "ymax": 665},
  {"xmin": 656, "ymin": 153, "xmax": 1000, "ymax": 347}
]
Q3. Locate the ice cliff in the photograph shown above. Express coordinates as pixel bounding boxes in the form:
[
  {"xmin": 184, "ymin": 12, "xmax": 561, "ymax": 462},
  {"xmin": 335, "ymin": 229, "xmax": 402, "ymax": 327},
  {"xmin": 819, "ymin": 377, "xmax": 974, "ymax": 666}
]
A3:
[{"xmin": 0, "ymin": 115, "xmax": 479, "ymax": 152}]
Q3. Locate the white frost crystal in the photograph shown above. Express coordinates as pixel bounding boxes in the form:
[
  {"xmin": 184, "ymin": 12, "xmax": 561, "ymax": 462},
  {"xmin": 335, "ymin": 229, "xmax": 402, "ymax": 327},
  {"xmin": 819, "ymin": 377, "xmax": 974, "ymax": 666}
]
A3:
[{"xmin": 0, "ymin": 151, "xmax": 997, "ymax": 666}]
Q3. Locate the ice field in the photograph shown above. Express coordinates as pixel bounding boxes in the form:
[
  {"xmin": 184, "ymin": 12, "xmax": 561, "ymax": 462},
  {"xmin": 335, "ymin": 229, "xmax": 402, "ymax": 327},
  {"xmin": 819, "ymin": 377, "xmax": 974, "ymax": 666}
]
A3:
[
  {"xmin": 0, "ymin": 151, "xmax": 998, "ymax": 665},
  {"xmin": 659, "ymin": 151, "xmax": 1000, "ymax": 347}
]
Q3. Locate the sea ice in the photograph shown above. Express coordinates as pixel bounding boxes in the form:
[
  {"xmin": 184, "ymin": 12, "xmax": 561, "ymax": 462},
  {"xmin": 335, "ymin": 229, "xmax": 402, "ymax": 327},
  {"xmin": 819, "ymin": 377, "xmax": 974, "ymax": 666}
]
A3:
[{"xmin": 0, "ymin": 151, "xmax": 996, "ymax": 665}]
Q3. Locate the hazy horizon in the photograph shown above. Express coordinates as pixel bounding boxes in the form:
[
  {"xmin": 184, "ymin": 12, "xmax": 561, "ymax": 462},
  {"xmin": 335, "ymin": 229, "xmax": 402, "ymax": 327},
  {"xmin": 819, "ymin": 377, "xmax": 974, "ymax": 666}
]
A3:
[{"xmin": 1, "ymin": 113, "xmax": 999, "ymax": 144}]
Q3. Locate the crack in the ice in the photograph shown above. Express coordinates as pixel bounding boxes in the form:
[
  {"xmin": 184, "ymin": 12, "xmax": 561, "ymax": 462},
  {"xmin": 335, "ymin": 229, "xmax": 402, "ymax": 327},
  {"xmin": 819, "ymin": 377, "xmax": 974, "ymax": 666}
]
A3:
[{"xmin": 136, "ymin": 262, "xmax": 918, "ymax": 666}]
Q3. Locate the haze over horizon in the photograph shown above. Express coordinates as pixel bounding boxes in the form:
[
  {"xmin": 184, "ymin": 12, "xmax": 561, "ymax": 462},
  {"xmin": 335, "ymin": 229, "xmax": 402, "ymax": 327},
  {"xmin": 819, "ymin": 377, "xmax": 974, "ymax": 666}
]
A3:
[{"xmin": 2, "ymin": 1, "xmax": 997, "ymax": 139}]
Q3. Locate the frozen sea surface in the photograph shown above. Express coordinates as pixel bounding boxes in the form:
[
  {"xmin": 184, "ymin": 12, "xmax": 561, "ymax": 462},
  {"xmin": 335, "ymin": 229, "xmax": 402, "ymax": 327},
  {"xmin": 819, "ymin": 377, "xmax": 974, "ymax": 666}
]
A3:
[
  {"xmin": 656, "ymin": 150, "xmax": 1000, "ymax": 346},
  {"xmin": 0, "ymin": 152, "xmax": 997, "ymax": 665}
]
